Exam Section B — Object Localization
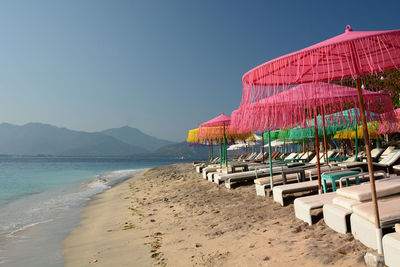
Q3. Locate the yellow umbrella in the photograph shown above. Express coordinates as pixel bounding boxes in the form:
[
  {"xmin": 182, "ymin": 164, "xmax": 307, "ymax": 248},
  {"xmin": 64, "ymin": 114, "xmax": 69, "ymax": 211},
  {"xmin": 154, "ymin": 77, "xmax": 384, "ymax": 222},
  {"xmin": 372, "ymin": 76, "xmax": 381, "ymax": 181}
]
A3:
[{"xmin": 334, "ymin": 122, "xmax": 379, "ymax": 140}]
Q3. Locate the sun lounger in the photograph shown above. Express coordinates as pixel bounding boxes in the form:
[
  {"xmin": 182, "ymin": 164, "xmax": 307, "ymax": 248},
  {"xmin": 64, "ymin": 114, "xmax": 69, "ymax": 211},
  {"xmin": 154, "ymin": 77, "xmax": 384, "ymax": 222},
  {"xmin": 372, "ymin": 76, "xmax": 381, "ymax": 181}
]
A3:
[
  {"xmin": 294, "ymin": 192, "xmax": 337, "ymax": 225},
  {"xmin": 195, "ymin": 158, "xmax": 220, "ymax": 173},
  {"xmin": 338, "ymin": 150, "xmax": 400, "ymax": 173},
  {"xmin": 371, "ymin": 148, "xmax": 384, "ymax": 161},
  {"xmin": 351, "ymin": 196, "xmax": 400, "ymax": 250},
  {"xmin": 323, "ymin": 198, "xmax": 363, "ymax": 234},
  {"xmin": 275, "ymin": 168, "xmax": 363, "ymax": 207},
  {"xmin": 383, "ymin": 226, "xmax": 400, "ymax": 267},
  {"xmin": 243, "ymin": 152, "xmax": 257, "ymax": 161},
  {"xmin": 282, "ymin": 152, "xmax": 298, "ymax": 162},
  {"xmin": 378, "ymin": 146, "xmax": 395, "ymax": 161},
  {"xmin": 319, "ymin": 150, "xmax": 338, "ymax": 164},
  {"xmin": 393, "ymin": 165, "xmax": 400, "ymax": 175},
  {"xmin": 202, "ymin": 165, "xmax": 226, "ymax": 179},
  {"xmin": 253, "ymin": 172, "xmax": 303, "ymax": 194},
  {"xmin": 224, "ymin": 164, "xmax": 298, "ymax": 189},
  {"xmin": 372, "ymin": 150, "xmax": 400, "ymax": 173},
  {"xmin": 298, "ymin": 151, "xmax": 315, "ymax": 163},
  {"xmin": 304, "ymin": 165, "xmax": 343, "ymax": 180},
  {"xmin": 274, "ymin": 180, "xmax": 331, "ymax": 206},
  {"xmin": 322, "ymin": 174, "xmax": 395, "ymax": 234}
]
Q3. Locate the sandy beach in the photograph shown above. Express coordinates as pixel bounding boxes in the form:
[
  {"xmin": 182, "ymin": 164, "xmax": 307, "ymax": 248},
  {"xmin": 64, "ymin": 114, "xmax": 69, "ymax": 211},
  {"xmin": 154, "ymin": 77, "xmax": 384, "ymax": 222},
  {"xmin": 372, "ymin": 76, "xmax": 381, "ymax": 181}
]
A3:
[{"xmin": 63, "ymin": 163, "xmax": 373, "ymax": 266}]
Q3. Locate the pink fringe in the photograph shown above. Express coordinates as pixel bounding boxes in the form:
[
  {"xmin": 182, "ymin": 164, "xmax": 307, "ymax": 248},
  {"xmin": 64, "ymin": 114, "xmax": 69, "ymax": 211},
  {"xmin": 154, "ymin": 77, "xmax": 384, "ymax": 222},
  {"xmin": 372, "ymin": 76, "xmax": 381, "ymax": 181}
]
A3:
[{"xmin": 232, "ymin": 27, "xmax": 400, "ymax": 133}]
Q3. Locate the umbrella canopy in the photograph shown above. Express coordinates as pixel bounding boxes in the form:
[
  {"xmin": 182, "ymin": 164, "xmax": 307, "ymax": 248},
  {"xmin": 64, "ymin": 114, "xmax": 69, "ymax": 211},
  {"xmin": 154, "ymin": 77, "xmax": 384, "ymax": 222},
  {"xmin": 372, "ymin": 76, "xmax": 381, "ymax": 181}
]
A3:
[
  {"xmin": 187, "ymin": 128, "xmax": 203, "ymax": 144},
  {"xmin": 232, "ymin": 82, "xmax": 393, "ymax": 133},
  {"xmin": 198, "ymin": 113, "xmax": 231, "ymax": 140},
  {"xmin": 378, "ymin": 108, "xmax": 400, "ymax": 134},
  {"xmin": 242, "ymin": 25, "xmax": 400, "ymax": 86},
  {"xmin": 288, "ymin": 109, "xmax": 378, "ymax": 140},
  {"xmin": 334, "ymin": 122, "xmax": 379, "ymax": 139}
]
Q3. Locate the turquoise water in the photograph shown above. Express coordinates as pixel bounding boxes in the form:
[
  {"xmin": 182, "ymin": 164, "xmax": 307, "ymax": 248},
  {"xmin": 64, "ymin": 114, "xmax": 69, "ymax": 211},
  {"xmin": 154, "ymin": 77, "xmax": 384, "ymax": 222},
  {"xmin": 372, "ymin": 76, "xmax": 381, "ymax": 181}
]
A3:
[{"xmin": 0, "ymin": 156, "xmax": 184, "ymax": 267}]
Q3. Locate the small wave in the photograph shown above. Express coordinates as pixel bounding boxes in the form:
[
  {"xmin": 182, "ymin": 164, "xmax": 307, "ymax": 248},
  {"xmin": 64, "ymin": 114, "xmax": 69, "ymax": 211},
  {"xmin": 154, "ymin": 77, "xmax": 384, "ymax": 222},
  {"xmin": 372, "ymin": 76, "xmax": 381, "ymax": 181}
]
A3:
[
  {"xmin": 0, "ymin": 168, "xmax": 144, "ymax": 238},
  {"xmin": 6, "ymin": 219, "xmax": 54, "ymax": 237}
]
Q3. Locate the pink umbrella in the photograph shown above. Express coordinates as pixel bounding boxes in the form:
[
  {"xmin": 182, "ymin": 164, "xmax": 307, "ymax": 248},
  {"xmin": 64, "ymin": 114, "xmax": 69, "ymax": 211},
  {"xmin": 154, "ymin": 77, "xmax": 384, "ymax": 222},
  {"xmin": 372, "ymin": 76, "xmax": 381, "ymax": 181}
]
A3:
[
  {"xmin": 232, "ymin": 82, "xmax": 393, "ymax": 132},
  {"xmin": 198, "ymin": 113, "xmax": 232, "ymax": 168},
  {"xmin": 378, "ymin": 108, "xmax": 400, "ymax": 134},
  {"xmin": 237, "ymin": 25, "xmax": 400, "ymax": 253},
  {"xmin": 232, "ymin": 82, "xmax": 393, "ymax": 192}
]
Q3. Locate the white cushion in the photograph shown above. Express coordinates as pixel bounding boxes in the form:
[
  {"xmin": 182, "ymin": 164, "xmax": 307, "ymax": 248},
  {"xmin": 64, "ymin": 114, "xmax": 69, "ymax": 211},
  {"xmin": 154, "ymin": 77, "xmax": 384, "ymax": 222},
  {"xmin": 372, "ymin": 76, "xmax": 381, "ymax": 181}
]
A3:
[{"xmin": 336, "ymin": 177, "xmax": 400, "ymax": 201}]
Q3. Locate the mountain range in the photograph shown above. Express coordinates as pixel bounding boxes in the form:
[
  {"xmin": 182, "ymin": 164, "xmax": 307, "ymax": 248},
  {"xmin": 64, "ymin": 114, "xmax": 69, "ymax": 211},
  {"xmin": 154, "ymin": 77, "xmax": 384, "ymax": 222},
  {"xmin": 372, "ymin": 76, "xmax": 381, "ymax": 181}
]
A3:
[{"xmin": 0, "ymin": 122, "xmax": 208, "ymax": 158}]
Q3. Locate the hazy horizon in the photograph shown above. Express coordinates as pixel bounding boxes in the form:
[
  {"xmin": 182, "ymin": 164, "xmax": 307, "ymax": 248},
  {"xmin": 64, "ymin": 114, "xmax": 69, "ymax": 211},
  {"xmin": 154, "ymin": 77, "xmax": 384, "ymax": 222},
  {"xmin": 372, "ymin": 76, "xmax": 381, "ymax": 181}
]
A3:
[
  {"xmin": 0, "ymin": 121, "xmax": 179, "ymax": 142},
  {"xmin": 1, "ymin": 0, "xmax": 400, "ymax": 142}
]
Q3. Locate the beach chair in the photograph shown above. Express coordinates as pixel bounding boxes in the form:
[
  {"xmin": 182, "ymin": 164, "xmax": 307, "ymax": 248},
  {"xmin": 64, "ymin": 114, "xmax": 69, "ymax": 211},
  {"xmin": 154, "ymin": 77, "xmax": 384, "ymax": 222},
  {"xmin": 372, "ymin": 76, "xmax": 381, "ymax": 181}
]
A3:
[
  {"xmin": 294, "ymin": 191, "xmax": 337, "ymax": 225},
  {"xmin": 283, "ymin": 152, "xmax": 300, "ymax": 162},
  {"xmin": 322, "ymin": 174, "xmax": 396, "ymax": 235},
  {"xmin": 274, "ymin": 167, "xmax": 365, "ymax": 207},
  {"xmin": 378, "ymin": 146, "xmax": 395, "ymax": 161},
  {"xmin": 253, "ymin": 171, "xmax": 305, "ymax": 194},
  {"xmin": 372, "ymin": 150, "xmax": 400, "ymax": 173},
  {"xmin": 297, "ymin": 151, "xmax": 315, "ymax": 163},
  {"xmin": 338, "ymin": 150, "xmax": 400, "ymax": 173},
  {"xmin": 351, "ymin": 196, "xmax": 400, "ymax": 250},
  {"xmin": 382, "ymin": 225, "xmax": 400, "ymax": 267},
  {"xmin": 294, "ymin": 171, "xmax": 387, "ymax": 226},
  {"xmin": 370, "ymin": 147, "xmax": 384, "ymax": 161}
]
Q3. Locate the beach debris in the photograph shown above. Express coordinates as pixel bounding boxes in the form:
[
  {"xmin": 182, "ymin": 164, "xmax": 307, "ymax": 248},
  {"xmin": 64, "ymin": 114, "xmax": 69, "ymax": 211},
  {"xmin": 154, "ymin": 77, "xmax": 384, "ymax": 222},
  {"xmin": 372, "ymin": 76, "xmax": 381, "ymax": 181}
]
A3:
[
  {"xmin": 122, "ymin": 222, "xmax": 136, "ymax": 230},
  {"xmin": 248, "ymin": 243, "xmax": 255, "ymax": 248},
  {"xmin": 89, "ymin": 259, "xmax": 98, "ymax": 264},
  {"xmin": 263, "ymin": 256, "xmax": 270, "ymax": 261},
  {"xmin": 195, "ymin": 243, "xmax": 202, "ymax": 248},
  {"xmin": 150, "ymin": 219, "xmax": 156, "ymax": 222},
  {"xmin": 364, "ymin": 252, "xmax": 385, "ymax": 267},
  {"xmin": 151, "ymin": 253, "xmax": 160, "ymax": 258}
]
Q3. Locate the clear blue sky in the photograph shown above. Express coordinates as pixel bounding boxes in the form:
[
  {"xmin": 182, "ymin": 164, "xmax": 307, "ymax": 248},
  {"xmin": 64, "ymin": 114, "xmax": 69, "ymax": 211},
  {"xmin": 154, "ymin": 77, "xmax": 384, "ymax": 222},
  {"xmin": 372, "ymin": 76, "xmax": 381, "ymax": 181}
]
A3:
[{"xmin": 0, "ymin": 0, "xmax": 399, "ymax": 142}]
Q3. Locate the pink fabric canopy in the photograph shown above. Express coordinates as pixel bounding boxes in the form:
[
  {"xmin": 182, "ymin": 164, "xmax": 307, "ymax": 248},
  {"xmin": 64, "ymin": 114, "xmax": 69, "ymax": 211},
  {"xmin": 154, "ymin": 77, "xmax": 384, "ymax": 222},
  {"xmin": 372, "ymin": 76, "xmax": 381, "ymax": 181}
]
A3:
[
  {"xmin": 199, "ymin": 113, "xmax": 231, "ymax": 127},
  {"xmin": 198, "ymin": 113, "xmax": 231, "ymax": 140},
  {"xmin": 243, "ymin": 25, "xmax": 400, "ymax": 87},
  {"xmin": 378, "ymin": 108, "xmax": 400, "ymax": 134},
  {"xmin": 231, "ymin": 82, "xmax": 394, "ymax": 132}
]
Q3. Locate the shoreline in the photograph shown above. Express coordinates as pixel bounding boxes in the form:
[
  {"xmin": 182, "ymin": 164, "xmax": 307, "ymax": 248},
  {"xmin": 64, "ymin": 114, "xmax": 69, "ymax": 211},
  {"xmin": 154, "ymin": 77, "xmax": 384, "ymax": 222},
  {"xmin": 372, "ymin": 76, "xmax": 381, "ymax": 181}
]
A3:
[
  {"xmin": 63, "ymin": 163, "xmax": 371, "ymax": 266},
  {"xmin": 63, "ymin": 169, "xmax": 152, "ymax": 267}
]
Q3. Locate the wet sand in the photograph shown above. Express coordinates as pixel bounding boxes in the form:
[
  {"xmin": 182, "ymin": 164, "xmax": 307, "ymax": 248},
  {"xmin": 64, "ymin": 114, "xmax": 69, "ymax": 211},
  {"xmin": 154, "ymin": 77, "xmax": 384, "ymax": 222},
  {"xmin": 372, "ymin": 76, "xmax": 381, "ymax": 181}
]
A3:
[{"xmin": 64, "ymin": 163, "xmax": 372, "ymax": 266}]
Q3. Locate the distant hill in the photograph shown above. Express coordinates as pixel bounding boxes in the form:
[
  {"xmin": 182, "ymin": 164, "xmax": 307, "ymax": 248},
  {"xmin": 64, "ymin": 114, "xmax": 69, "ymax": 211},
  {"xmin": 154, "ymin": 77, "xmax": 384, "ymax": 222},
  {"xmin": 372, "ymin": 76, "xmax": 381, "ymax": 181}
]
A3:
[
  {"xmin": 0, "ymin": 123, "xmax": 148, "ymax": 156},
  {"xmin": 102, "ymin": 126, "xmax": 175, "ymax": 152},
  {"xmin": 153, "ymin": 141, "xmax": 212, "ymax": 159}
]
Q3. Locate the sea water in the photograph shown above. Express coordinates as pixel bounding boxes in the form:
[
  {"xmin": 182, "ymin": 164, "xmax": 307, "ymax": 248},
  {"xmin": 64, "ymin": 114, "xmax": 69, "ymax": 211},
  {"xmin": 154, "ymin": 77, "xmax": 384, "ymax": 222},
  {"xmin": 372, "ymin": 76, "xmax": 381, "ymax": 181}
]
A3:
[{"xmin": 0, "ymin": 156, "xmax": 183, "ymax": 267}]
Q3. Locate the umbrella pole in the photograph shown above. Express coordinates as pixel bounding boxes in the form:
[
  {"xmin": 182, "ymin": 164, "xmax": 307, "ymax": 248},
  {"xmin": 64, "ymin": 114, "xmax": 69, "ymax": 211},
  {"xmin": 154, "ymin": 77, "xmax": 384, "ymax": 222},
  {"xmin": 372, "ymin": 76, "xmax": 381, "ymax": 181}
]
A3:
[
  {"xmin": 211, "ymin": 141, "xmax": 214, "ymax": 160},
  {"xmin": 355, "ymin": 122, "xmax": 359, "ymax": 162},
  {"xmin": 356, "ymin": 78, "xmax": 383, "ymax": 254},
  {"xmin": 220, "ymin": 139, "xmax": 222, "ymax": 167},
  {"xmin": 262, "ymin": 132, "xmax": 265, "ymax": 164},
  {"xmin": 283, "ymin": 139, "xmax": 286, "ymax": 159},
  {"xmin": 322, "ymin": 111, "xmax": 328, "ymax": 165},
  {"xmin": 377, "ymin": 134, "xmax": 380, "ymax": 149},
  {"xmin": 223, "ymin": 126, "xmax": 227, "ymax": 168},
  {"xmin": 314, "ymin": 113, "xmax": 322, "ymax": 194},
  {"xmin": 208, "ymin": 142, "xmax": 211, "ymax": 161},
  {"xmin": 268, "ymin": 130, "xmax": 274, "ymax": 189}
]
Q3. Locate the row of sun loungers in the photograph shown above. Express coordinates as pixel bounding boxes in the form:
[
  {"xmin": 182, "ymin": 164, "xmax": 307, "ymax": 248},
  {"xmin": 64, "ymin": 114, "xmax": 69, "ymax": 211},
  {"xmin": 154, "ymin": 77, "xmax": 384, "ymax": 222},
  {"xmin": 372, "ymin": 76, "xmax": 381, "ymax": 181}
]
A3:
[{"xmin": 194, "ymin": 146, "xmax": 400, "ymax": 265}]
